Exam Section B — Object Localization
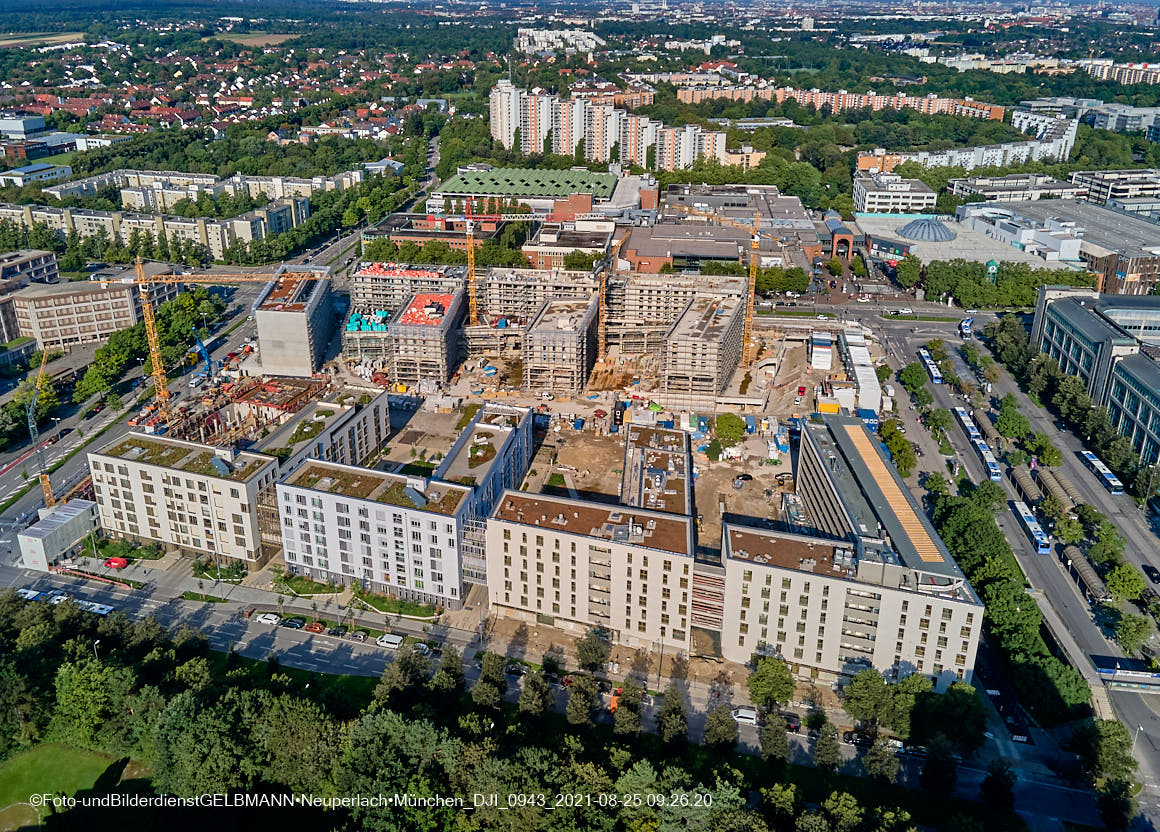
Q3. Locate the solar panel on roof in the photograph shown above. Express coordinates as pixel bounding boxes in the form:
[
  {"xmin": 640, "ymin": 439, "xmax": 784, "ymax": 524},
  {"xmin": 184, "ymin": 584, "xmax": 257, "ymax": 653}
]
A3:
[{"xmin": 843, "ymin": 425, "xmax": 944, "ymax": 563}]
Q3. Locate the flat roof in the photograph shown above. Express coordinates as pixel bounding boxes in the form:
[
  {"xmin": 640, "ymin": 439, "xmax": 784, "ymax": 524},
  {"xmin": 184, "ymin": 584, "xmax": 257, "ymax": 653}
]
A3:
[
  {"xmin": 621, "ymin": 426, "xmax": 691, "ymax": 516},
  {"xmin": 528, "ymin": 296, "xmax": 597, "ymax": 334},
  {"xmin": 397, "ymin": 293, "xmax": 456, "ymax": 326},
  {"xmin": 982, "ymin": 199, "xmax": 1160, "ymax": 255},
  {"xmin": 437, "ymin": 167, "xmax": 616, "ymax": 200},
  {"xmin": 96, "ymin": 433, "xmax": 273, "ymax": 482},
  {"xmin": 258, "ymin": 270, "xmax": 326, "ymax": 312},
  {"xmin": 854, "ymin": 213, "xmax": 1079, "ymax": 269},
  {"xmin": 492, "ymin": 491, "xmax": 693, "ymax": 556},
  {"xmin": 725, "ymin": 525, "xmax": 853, "ymax": 573},
  {"xmin": 20, "ymin": 499, "xmax": 96, "ymax": 541},
  {"xmin": 285, "ymin": 459, "xmax": 467, "ymax": 515},
  {"xmin": 1050, "ymin": 297, "xmax": 1137, "ymax": 346},
  {"xmin": 806, "ymin": 414, "xmax": 961, "ymax": 579},
  {"xmin": 668, "ymin": 295, "xmax": 741, "ymax": 343}
]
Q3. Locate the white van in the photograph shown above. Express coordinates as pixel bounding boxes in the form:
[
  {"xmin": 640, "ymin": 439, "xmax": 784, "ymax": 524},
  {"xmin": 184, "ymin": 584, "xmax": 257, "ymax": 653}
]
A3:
[
  {"xmin": 376, "ymin": 633, "xmax": 404, "ymax": 649},
  {"xmin": 732, "ymin": 706, "xmax": 759, "ymax": 725}
]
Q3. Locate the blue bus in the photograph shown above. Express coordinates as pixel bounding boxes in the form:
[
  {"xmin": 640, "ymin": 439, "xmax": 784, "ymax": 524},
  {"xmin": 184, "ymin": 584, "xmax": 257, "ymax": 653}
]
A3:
[
  {"xmin": 1080, "ymin": 450, "xmax": 1124, "ymax": 495},
  {"xmin": 918, "ymin": 348, "xmax": 943, "ymax": 384},
  {"xmin": 959, "ymin": 318, "xmax": 973, "ymax": 340},
  {"xmin": 953, "ymin": 407, "xmax": 981, "ymax": 442},
  {"xmin": 1013, "ymin": 500, "xmax": 1052, "ymax": 554},
  {"xmin": 973, "ymin": 438, "xmax": 1003, "ymax": 482}
]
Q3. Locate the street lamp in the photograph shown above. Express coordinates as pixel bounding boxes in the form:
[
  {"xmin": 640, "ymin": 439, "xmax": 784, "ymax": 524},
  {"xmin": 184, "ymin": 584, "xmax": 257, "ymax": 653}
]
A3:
[
  {"xmin": 93, "ymin": 639, "xmax": 101, "ymax": 662},
  {"xmin": 1133, "ymin": 724, "xmax": 1144, "ymax": 754}
]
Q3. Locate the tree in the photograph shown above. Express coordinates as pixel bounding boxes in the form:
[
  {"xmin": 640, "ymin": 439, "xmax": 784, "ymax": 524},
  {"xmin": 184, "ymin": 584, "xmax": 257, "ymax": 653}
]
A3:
[
  {"xmin": 1115, "ymin": 612, "xmax": 1151, "ymax": 653},
  {"xmin": 981, "ymin": 759, "xmax": 1016, "ymax": 813},
  {"xmin": 826, "ymin": 257, "xmax": 843, "ymax": 277},
  {"xmin": 1072, "ymin": 719, "xmax": 1138, "ymax": 784},
  {"xmin": 704, "ymin": 704, "xmax": 739, "ymax": 749},
  {"xmin": 995, "ymin": 407, "xmax": 1031, "ymax": 440},
  {"xmin": 470, "ymin": 677, "xmax": 502, "ymax": 711},
  {"xmin": 898, "ymin": 363, "xmax": 927, "ymax": 396},
  {"xmin": 747, "ymin": 657, "xmax": 795, "ymax": 711},
  {"xmin": 924, "ymin": 472, "xmax": 950, "ymax": 499},
  {"xmin": 1052, "ymin": 515, "xmax": 1084, "ymax": 545},
  {"xmin": 104, "ymin": 392, "xmax": 123, "ymax": 411},
  {"xmin": 895, "ymin": 254, "xmax": 922, "ymax": 289},
  {"xmin": 925, "ymin": 408, "xmax": 951, "ymax": 435},
  {"xmin": 1132, "ymin": 464, "xmax": 1160, "ymax": 501},
  {"xmin": 658, "ymin": 684, "xmax": 688, "ymax": 744},
  {"xmin": 479, "ymin": 652, "xmax": 507, "ymax": 689},
  {"xmin": 612, "ymin": 680, "xmax": 643, "ymax": 736},
  {"xmin": 576, "ymin": 628, "xmax": 610, "ymax": 671},
  {"xmin": 716, "ymin": 412, "xmax": 747, "ymax": 446},
  {"xmin": 822, "ymin": 791, "xmax": 863, "ymax": 832},
  {"xmin": 565, "ymin": 674, "xmax": 598, "ymax": 726},
  {"xmin": 1098, "ymin": 779, "xmax": 1136, "ymax": 832},
  {"xmin": 875, "ymin": 364, "xmax": 892, "ymax": 384},
  {"xmin": 429, "ymin": 645, "xmax": 464, "ymax": 698},
  {"xmin": 864, "ymin": 737, "xmax": 899, "ymax": 784},
  {"xmin": 374, "ymin": 645, "xmax": 431, "ymax": 706},
  {"xmin": 920, "ymin": 734, "xmax": 959, "ymax": 794},
  {"xmin": 842, "ymin": 668, "xmax": 889, "ymax": 727},
  {"xmin": 1106, "ymin": 563, "xmax": 1146, "ymax": 601},
  {"xmin": 912, "ymin": 682, "xmax": 987, "ymax": 753},
  {"xmin": 760, "ymin": 715, "xmax": 790, "ymax": 763},
  {"xmin": 518, "ymin": 666, "xmax": 553, "ymax": 717},
  {"xmin": 813, "ymin": 720, "xmax": 841, "ymax": 774}
]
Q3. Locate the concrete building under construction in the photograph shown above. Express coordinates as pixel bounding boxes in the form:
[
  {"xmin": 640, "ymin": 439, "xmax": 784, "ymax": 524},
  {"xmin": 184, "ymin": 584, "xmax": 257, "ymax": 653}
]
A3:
[
  {"xmin": 255, "ymin": 265, "xmax": 334, "ymax": 377},
  {"xmin": 659, "ymin": 295, "xmax": 745, "ymax": 409},
  {"xmin": 387, "ymin": 291, "xmax": 466, "ymax": 392},
  {"xmin": 522, "ymin": 296, "xmax": 599, "ymax": 395},
  {"xmin": 604, "ymin": 272, "xmax": 747, "ymax": 355}
]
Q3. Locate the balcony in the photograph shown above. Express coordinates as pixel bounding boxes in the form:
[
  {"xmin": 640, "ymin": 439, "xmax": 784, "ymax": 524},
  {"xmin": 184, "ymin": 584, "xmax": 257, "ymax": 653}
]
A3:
[{"xmin": 842, "ymin": 610, "xmax": 879, "ymax": 627}]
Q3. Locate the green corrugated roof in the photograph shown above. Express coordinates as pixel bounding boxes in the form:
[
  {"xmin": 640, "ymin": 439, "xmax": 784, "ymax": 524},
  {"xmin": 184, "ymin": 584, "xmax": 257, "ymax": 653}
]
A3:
[{"xmin": 437, "ymin": 167, "xmax": 616, "ymax": 199}]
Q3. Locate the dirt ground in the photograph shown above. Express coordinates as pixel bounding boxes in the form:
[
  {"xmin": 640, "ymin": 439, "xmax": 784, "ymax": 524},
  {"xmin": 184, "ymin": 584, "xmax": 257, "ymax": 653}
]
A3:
[
  {"xmin": 551, "ymin": 433, "xmax": 627, "ymax": 500},
  {"xmin": 693, "ymin": 454, "xmax": 791, "ymax": 547}
]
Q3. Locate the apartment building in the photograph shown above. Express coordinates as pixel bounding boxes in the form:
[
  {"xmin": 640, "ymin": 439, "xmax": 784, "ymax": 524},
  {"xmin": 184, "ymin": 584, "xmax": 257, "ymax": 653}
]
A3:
[
  {"xmin": 387, "ymin": 291, "xmax": 466, "ymax": 391},
  {"xmin": 0, "ymin": 250, "xmax": 58, "ymax": 285},
  {"xmin": 853, "ymin": 173, "xmax": 937, "ymax": 213},
  {"xmin": 522, "ymin": 296, "xmax": 599, "ymax": 395},
  {"xmin": 1079, "ymin": 59, "xmax": 1160, "ymax": 86},
  {"xmin": 88, "ymin": 434, "xmax": 279, "ymax": 565},
  {"xmin": 255, "ymin": 266, "xmax": 335, "ymax": 377},
  {"xmin": 620, "ymin": 426, "xmax": 693, "ymax": 516},
  {"xmin": 947, "ymin": 174, "xmax": 1085, "ymax": 202},
  {"xmin": 660, "ymin": 295, "xmax": 744, "ymax": 410},
  {"xmin": 11, "ymin": 268, "xmax": 179, "ymax": 350},
  {"xmin": 277, "ymin": 460, "xmax": 471, "ymax": 608},
  {"xmin": 675, "ymin": 85, "xmax": 1006, "ymax": 120},
  {"xmin": 486, "ymin": 492, "xmax": 697, "ymax": 650}
]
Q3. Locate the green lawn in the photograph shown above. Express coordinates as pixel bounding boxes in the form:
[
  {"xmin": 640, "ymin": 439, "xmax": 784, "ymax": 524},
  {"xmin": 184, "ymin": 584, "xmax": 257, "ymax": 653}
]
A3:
[
  {"xmin": 276, "ymin": 573, "xmax": 341, "ymax": 595},
  {"xmin": 354, "ymin": 589, "xmax": 436, "ymax": 617},
  {"xmin": 0, "ymin": 743, "xmax": 116, "ymax": 814}
]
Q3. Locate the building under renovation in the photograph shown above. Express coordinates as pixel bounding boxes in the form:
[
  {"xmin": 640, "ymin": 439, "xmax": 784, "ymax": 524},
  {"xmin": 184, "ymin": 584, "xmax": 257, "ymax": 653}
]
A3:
[
  {"xmin": 522, "ymin": 296, "xmax": 599, "ymax": 394},
  {"xmin": 660, "ymin": 295, "xmax": 745, "ymax": 410},
  {"xmin": 387, "ymin": 291, "xmax": 466, "ymax": 392}
]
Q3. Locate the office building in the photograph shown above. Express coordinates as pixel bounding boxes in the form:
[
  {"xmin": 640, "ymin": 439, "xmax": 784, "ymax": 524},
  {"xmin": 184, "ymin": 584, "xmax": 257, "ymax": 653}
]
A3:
[
  {"xmin": 0, "ymin": 249, "xmax": 58, "ymax": 284},
  {"xmin": 11, "ymin": 267, "xmax": 179, "ymax": 350},
  {"xmin": 521, "ymin": 220, "xmax": 614, "ymax": 269},
  {"xmin": 277, "ymin": 460, "xmax": 471, "ymax": 608},
  {"xmin": 1067, "ymin": 169, "xmax": 1160, "ymax": 206},
  {"xmin": 522, "ymin": 296, "xmax": 599, "ymax": 395},
  {"xmin": 853, "ymin": 173, "xmax": 937, "ymax": 213},
  {"xmin": 254, "ymin": 266, "xmax": 335, "ymax": 377},
  {"xmin": 947, "ymin": 174, "xmax": 1085, "ymax": 202},
  {"xmin": 88, "ymin": 434, "xmax": 280, "ymax": 566},
  {"xmin": 18, "ymin": 500, "xmax": 98, "ymax": 572},
  {"xmin": 0, "ymin": 163, "xmax": 71, "ymax": 187},
  {"xmin": 660, "ymin": 296, "xmax": 744, "ymax": 409}
]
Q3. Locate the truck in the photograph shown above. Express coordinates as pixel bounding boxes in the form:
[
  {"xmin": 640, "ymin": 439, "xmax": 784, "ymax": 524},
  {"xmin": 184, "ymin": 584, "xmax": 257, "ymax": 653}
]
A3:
[{"xmin": 744, "ymin": 415, "xmax": 757, "ymax": 434}]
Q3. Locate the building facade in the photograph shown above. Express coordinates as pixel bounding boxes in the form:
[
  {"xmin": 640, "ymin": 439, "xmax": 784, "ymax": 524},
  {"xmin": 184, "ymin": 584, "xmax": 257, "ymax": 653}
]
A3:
[
  {"xmin": 853, "ymin": 173, "xmax": 937, "ymax": 213},
  {"xmin": 255, "ymin": 266, "xmax": 335, "ymax": 377}
]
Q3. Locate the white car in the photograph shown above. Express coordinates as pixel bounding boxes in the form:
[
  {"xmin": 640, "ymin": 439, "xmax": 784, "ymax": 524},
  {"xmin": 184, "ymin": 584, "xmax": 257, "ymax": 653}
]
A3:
[
  {"xmin": 856, "ymin": 296, "xmax": 870, "ymax": 303},
  {"xmin": 376, "ymin": 633, "xmax": 405, "ymax": 649},
  {"xmin": 899, "ymin": 307, "xmax": 914, "ymax": 315},
  {"xmin": 732, "ymin": 706, "xmax": 759, "ymax": 725},
  {"xmin": 255, "ymin": 613, "xmax": 281, "ymax": 625},
  {"xmin": 816, "ymin": 315, "xmax": 829, "ymax": 320}
]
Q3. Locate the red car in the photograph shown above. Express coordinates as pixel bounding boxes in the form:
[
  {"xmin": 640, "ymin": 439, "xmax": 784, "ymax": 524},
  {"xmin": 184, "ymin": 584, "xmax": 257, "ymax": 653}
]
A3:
[
  {"xmin": 304, "ymin": 621, "xmax": 325, "ymax": 633},
  {"xmin": 104, "ymin": 557, "xmax": 129, "ymax": 569},
  {"xmin": 797, "ymin": 386, "xmax": 807, "ymax": 396}
]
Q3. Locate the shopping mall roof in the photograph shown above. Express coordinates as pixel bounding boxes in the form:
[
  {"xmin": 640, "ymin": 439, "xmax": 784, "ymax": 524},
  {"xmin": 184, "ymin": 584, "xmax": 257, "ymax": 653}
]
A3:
[{"xmin": 436, "ymin": 167, "xmax": 617, "ymax": 200}]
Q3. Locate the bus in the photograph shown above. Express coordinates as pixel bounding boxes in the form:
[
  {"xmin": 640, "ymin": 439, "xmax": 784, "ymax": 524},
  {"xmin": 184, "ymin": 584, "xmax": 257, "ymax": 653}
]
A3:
[
  {"xmin": 973, "ymin": 438, "xmax": 1003, "ymax": 482},
  {"xmin": 918, "ymin": 348, "xmax": 943, "ymax": 384},
  {"xmin": 1013, "ymin": 500, "xmax": 1052, "ymax": 554},
  {"xmin": 1080, "ymin": 450, "xmax": 1124, "ymax": 495},
  {"xmin": 959, "ymin": 318, "xmax": 973, "ymax": 340},
  {"xmin": 953, "ymin": 407, "xmax": 981, "ymax": 442}
]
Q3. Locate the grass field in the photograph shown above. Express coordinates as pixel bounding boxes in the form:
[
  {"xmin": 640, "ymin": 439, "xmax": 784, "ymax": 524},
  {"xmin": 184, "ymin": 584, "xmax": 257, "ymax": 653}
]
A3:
[
  {"xmin": 212, "ymin": 32, "xmax": 297, "ymax": 46},
  {"xmin": 35, "ymin": 151, "xmax": 75, "ymax": 167},
  {"xmin": 0, "ymin": 32, "xmax": 83, "ymax": 49},
  {"xmin": 0, "ymin": 744, "xmax": 115, "ymax": 828}
]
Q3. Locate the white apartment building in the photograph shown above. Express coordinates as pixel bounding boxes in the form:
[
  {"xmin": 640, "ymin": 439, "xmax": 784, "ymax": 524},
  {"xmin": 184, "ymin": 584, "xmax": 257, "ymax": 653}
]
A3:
[
  {"xmin": 853, "ymin": 173, "xmax": 937, "ymax": 213},
  {"xmin": 88, "ymin": 434, "xmax": 279, "ymax": 565},
  {"xmin": 486, "ymin": 492, "xmax": 697, "ymax": 650},
  {"xmin": 277, "ymin": 460, "xmax": 472, "ymax": 608}
]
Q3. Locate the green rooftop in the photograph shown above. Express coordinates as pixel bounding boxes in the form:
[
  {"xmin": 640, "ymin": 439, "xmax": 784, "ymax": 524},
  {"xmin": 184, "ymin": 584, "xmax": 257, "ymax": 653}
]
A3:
[
  {"xmin": 438, "ymin": 167, "xmax": 616, "ymax": 200},
  {"xmin": 101, "ymin": 436, "xmax": 270, "ymax": 482}
]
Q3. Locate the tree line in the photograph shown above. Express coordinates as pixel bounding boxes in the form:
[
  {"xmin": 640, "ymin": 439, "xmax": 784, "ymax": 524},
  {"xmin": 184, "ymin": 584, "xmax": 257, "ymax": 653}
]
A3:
[{"xmin": 892, "ymin": 257, "xmax": 1094, "ymax": 309}]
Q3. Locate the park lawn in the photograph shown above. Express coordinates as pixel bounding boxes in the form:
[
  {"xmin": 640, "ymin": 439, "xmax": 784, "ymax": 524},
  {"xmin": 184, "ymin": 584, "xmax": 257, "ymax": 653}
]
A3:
[{"xmin": 0, "ymin": 743, "xmax": 116, "ymax": 813}]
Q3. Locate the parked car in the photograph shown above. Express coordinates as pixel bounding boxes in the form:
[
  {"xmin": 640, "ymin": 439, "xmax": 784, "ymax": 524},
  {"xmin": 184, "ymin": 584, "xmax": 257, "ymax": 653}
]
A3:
[
  {"xmin": 843, "ymin": 731, "xmax": 873, "ymax": 747},
  {"xmin": 103, "ymin": 557, "xmax": 129, "ymax": 569},
  {"xmin": 255, "ymin": 613, "xmax": 281, "ymax": 625},
  {"xmin": 797, "ymin": 386, "xmax": 807, "ymax": 396},
  {"xmin": 1144, "ymin": 564, "xmax": 1160, "ymax": 585},
  {"xmin": 348, "ymin": 630, "xmax": 368, "ymax": 642},
  {"xmin": 376, "ymin": 633, "xmax": 404, "ymax": 649},
  {"xmin": 327, "ymin": 626, "xmax": 348, "ymax": 637},
  {"xmin": 732, "ymin": 706, "xmax": 760, "ymax": 726},
  {"xmin": 505, "ymin": 661, "xmax": 527, "ymax": 677},
  {"xmin": 304, "ymin": 621, "xmax": 325, "ymax": 633},
  {"xmin": 281, "ymin": 618, "xmax": 305, "ymax": 630},
  {"xmin": 411, "ymin": 643, "xmax": 431, "ymax": 656},
  {"xmin": 780, "ymin": 712, "xmax": 802, "ymax": 733}
]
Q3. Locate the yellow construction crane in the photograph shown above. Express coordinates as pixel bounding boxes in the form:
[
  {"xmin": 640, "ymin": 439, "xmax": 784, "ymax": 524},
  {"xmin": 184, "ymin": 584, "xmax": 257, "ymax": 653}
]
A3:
[
  {"xmin": 27, "ymin": 348, "xmax": 55, "ymax": 507},
  {"xmin": 670, "ymin": 204, "xmax": 772, "ymax": 369},
  {"xmin": 133, "ymin": 257, "xmax": 331, "ymax": 429}
]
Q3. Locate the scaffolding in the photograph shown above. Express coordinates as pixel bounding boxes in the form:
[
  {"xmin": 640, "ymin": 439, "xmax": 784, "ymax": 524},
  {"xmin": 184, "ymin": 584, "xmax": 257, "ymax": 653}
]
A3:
[{"xmin": 523, "ymin": 296, "xmax": 600, "ymax": 394}]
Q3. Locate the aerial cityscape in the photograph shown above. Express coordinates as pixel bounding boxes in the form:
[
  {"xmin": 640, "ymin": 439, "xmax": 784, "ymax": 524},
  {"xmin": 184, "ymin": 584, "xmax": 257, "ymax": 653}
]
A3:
[{"xmin": 3, "ymin": 0, "xmax": 1160, "ymax": 829}]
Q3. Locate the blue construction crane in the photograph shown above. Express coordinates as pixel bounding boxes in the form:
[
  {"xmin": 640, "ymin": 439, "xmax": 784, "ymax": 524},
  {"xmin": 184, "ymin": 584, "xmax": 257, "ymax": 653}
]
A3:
[{"xmin": 194, "ymin": 334, "xmax": 213, "ymax": 378}]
